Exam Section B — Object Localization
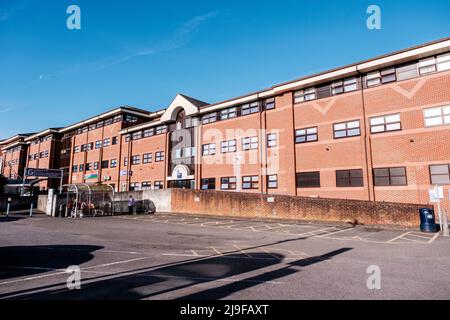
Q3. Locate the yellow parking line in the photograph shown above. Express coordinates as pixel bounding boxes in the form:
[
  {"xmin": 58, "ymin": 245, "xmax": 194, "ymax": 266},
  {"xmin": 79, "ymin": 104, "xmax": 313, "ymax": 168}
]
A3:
[{"xmin": 386, "ymin": 232, "xmax": 411, "ymax": 243}]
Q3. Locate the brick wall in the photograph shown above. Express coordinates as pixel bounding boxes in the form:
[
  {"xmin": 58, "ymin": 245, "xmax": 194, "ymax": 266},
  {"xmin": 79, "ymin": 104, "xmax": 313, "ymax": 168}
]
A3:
[{"xmin": 169, "ymin": 189, "xmax": 426, "ymax": 228}]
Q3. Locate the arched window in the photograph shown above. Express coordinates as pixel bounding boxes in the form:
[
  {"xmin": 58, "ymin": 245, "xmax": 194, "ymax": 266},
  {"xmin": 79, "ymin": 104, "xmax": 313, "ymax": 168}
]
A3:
[{"xmin": 176, "ymin": 110, "xmax": 186, "ymax": 130}]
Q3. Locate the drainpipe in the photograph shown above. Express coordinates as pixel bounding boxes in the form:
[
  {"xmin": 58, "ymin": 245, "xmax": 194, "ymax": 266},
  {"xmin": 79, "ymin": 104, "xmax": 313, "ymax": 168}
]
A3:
[{"xmin": 357, "ymin": 68, "xmax": 375, "ymax": 202}]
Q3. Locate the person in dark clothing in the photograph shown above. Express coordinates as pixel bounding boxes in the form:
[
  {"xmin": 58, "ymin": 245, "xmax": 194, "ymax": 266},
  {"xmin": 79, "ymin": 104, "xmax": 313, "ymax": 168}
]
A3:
[{"xmin": 128, "ymin": 195, "xmax": 135, "ymax": 215}]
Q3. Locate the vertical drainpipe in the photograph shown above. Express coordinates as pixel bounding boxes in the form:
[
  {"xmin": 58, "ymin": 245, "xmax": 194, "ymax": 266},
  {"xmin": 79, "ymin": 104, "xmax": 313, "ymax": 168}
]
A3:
[
  {"xmin": 117, "ymin": 130, "xmax": 123, "ymax": 193},
  {"xmin": 127, "ymin": 136, "xmax": 132, "ymax": 192},
  {"xmin": 69, "ymin": 134, "xmax": 76, "ymax": 184},
  {"xmin": 99, "ymin": 124, "xmax": 105, "ymax": 185},
  {"xmin": 358, "ymin": 68, "xmax": 375, "ymax": 202},
  {"xmin": 163, "ymin": 128, "xmax": 169, "ymax": 188},
  {"xmin": 196, "ymin": 122, "xmax": 202, "ymax": 190},
  {"xmin": 258, "ymin": 96, "xmax": 265, "ymax": 195},
  {"xmin": 291, "ymin": 92, "xmax": 298, "ymax": 196}
]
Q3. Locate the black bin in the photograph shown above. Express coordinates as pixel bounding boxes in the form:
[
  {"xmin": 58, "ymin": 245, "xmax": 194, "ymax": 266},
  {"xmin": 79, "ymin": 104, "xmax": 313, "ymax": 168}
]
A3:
[{"xmin": 419, "ymin": 208, "xmax": 437, "ymax": 233}]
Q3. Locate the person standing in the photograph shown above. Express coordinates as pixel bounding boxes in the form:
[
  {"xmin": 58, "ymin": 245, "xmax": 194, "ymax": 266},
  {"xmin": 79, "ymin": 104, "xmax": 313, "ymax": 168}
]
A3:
[{"xmin": 128, "ymin": 195, "xmax": 135, "ymax": 215}]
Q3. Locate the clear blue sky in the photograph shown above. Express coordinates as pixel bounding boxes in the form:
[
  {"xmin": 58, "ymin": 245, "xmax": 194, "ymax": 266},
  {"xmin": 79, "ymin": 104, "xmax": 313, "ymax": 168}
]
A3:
[{"xmin": 1, "ymin": 0, "xmax": 449, "ymax": 138}]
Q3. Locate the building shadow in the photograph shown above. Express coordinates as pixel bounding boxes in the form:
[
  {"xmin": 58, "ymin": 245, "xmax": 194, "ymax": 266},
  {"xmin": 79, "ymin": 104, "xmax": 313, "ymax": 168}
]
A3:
[
  {"xmin": 0, "ymin": 216, "xmax": 25, "ymax": 223},
  {"xmin": 0, "ymin": 245, "xmax": 102, "ymax": 281},
  {"xmin": 3, "ymin": 247, "xmax": 351, "ymax": 300}
]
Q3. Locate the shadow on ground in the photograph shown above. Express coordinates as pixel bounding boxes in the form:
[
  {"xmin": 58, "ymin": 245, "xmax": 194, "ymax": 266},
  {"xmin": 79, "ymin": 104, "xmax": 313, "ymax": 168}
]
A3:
[
  {"xmin": 0, "ymin": 245, "xmax": 102, "ymax": 281},
  {"xmin": 2, "ymin": 247, "xmax": 351, "ymax": 300}
]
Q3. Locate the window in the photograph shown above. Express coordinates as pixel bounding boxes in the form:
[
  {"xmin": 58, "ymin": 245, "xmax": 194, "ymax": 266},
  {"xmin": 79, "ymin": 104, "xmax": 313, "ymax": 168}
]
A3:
[
  {"xmin": 74, "ymin": 146, "xmax": 80, "ymax": 153},
  {"xmin": 373, "ymin": 167, "xmax": 407, "ymax": 186},
  {"xmin": 96, "ymin": 121, "xmax": 104, "ymax": 129},
  {"xmin": 267, "ymin": 175, "xmax": 278, "ymax": 189},
  {"xmin": 113, "ymin": 115, "xmax": 122, "ymax": 123},
  {"xmin": 89, "ymin": 123, "xmax": 96, "ymax": 131},
  {"xmin": 296, "ymin": 172, "xmax": 320, "ymax": 188},
  {"xmin": 143, "ymin": 153, "xmax": 152, "ymax": 164},
  {"xmin": 132, "ymin": 155, "xmax": 141, "ymax": 165},
  {"xmin": 101, "ymin": 160, "xmax": 109, "ymax": 169},
  {"xmin": 202, "ymin": 143, "xmax": 216, "ymax": 156},
  {"xmin": 130, "ymin": 182, "xmax": 140, "ymax": 191},
  {"xmin": 87, "ymin": 143, "xmax": 93, "ymax": 151},
  {"xmin": 125, "ymin": 115, "xmax": 138, "ymax": 123},
  {"xmin": 79, "ymin": 164, "xmax": 84, "ymax": 172},
  {"xmin": 419, "ymin": 57, "xmax": 437, "ymax": 75},
  {"xmin": 86, "ymin": 163, "xmax": 93, "ymax": 171},
  {"xmin": 221, "ymin": 177, "xmax": 237, "ymax": 190},
  {"xmin": 332, "ymin": 77, "xmax": 358, "ymax": 95},
  {"xmin": 175, "ymin": 149, "xmax": 182, "ymax": 159},
  {"xmin": 366, "ymin": 71, "xmax": 381, "ymax": 87},
  {"xmin": 295, "ymin": 127, "xmax": 318, "ymax": 143},
  {"xmin": 220, "ymin": 107, "xmax": 237, "ymax": 120},
  {"xmin": 95, "ymin": 140, "xmax": 102, "ymax": 149},
  {"xmin": 110, "ymin": 159, "xmax": 117, "ymax": 168},
  {"xmin": 154, "ymin": 181, "xmax": 163, "ymax": 189},
  {"xmin": 294, "ymin": 88, "xmax": 316, "ymax": 103},
  {"xmin": 125, "ymin": 134, "xmax": 131, "ymax": 142},
  {"xmin": 423, "ymin": 105, "xmax": 450, "ymax": 127},
  {"xmin": 155, "ymin": 125, "xmax": 167, "ymax": 135},
  {"xmin": 437, "ymin": 53, "xmax": 450, "ymax": 72},
  {"xmin": 81, "ymin": 144, "xmax": 87, "ymax": 152},
  {"xmin": 201, "ymin": 113, "xmax": 217, "ymax": 124},
  {"xmin": 184, "ymin": 147, "xmax": 195, "ymax": 158},
  {"xmin": 112, "ymin": 136, "xmax": 118, "ymax": 145},
  {"xmin": 104, "ymin": 118, "xmax": 113, "ymax": 126},
  {"xmin": 155, "ymin": 152, "xmax": 164, "ymax": 162},
  {"xmin": 142, "ymin": 182, "xmax": 152, "ymax": 190},
  {"xmin": 201, "ymin": 178, "xmax": 216, "ymax": 190},
  {"xmin": 221, "ymin": 140, "xmax": 236, "ymax": 153},
  {"xmin": 143, "ymin": 129, "xmax": 154, "ymax": 138},
  {"xmin": 263, "ymin": 97, "xmax": 275, "ymax": 110},
  {"xmin": 429, "ymin": 164, "xmax": 450, "ymax": 185},
  {"xmin": 72, "ymin": 165, "xmax": 78, "ymax": 173},
  {"xmin": 333, "ymin": 120, "xmax": 360, "ymax": 139},
  {"xmin": 242, "ymin": 176, "xmax": 259, "ymax": 189},
  {"xmin": 381, "ymin": 68, "xmax": 396, "ymax": 84},
  {"xmin": 396, "ymin": 63, "xmax": 418, "ymax": 81},
  {"xmin": 132, "ymin": 131, "xmax": 142, "ymax": 140},
  {"xmin": 124, "ymin": 157, "xmax": 128, "ymax": 166},
  {"xmin": 91, "ymin": 162, "xmax": 98, "ymax": 170},
  {"xmin": 241, "ymin": 102, "xmax": 259, "ymax": 115},
  {"xmin": 267, "ymin": 133, "xmax": 277, "ymax": 148},
  {"xmin": 370, "ymin": 114, "xmax": 401, "ymax": 133},
  {"xmin": 336, "ymin": 169, "xmax": 364, "ymax": 187},
  {"xmin": 242, "ymin": 137, "xmax": 258, "ymax": 151}
]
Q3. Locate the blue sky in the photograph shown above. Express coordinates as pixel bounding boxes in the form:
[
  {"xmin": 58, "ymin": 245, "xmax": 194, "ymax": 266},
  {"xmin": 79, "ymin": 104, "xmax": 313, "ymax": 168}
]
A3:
[{"xmin": 1, "ymin": 0, "xmax": 449, "ymax": 138}]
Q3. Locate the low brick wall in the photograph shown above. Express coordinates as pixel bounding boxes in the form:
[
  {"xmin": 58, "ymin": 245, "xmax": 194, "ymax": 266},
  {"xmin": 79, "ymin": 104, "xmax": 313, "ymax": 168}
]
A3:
[{"xmin": 170, "ymin": 189, "xmax": 427, "ymax": 228}]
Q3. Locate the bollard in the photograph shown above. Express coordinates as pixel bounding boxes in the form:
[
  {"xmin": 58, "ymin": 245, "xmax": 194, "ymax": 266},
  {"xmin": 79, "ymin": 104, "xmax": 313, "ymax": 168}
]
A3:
[
  {"xmin": 29, "ymin": 203, "xmax": 34, "ymax": 217},
  {"xmin": 6, "ymin": 202, "xmax": 10, "ymax": 217}
]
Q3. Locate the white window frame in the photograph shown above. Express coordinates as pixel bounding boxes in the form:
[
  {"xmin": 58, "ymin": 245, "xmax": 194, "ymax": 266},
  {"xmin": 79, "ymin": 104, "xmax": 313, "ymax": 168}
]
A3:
[
  {"xmin": 424, "ymin": 105, "xmax": 450, "ymax": 127},
  {"xmin": 370, "ymin": 114, "xmax": 401, "ymax": 134}
]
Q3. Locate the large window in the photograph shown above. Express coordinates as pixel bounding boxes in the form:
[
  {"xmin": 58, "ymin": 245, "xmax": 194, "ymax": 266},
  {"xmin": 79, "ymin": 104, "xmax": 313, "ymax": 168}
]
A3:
[
  {"xmin": 242, "ymin": 137, "xmax": 258, "ymax": 151},
  {"xmin": 336, "ymin": 169, "xmax": 364, "ymax": 187},
  {"xmin": 242, "ymin": 176, "xmax": 259, "ymax": 189},
  {"xmin": 143, "ymin": 153, "xmax": 152, "ymax": 164},
  {"xmin": 155, "ymin": 151, "xmax": 164, "ymax": 162},
  {"xmin": 221, "ymin": 140, "xmax": 236, "ymax": 153},
  {"xmin": 419, "ymin": 57, "xmax": 437, "ymax": 75},
  {"xmin": 110, "ymin": 159, "xmax": 117, "ymax": 168},
  {"xmin": 263, "ymin": 97, "xmax": 275, "ymax": 110},
  {"xmin": 366, "ymin": 71, "xmax": 381, "ymax": 87},
  {"xmin": 373, "ymin": 167, "xmax": 407, "ymax": 186},
  {"xmin": 142, "ymin": 182, "xmax": 152, "ymax": 190},
  {"xmin": 332, "ymin": 77, "xmax": 358, "ymax": 95},
  {"xmin": 201, "ymin": 113, "xmax": 217, "ymax": 124},
  {"xmin": 202, "ymin": 143, "xmax": 216, "ymax": 156},
  {"xmin": 370, "ymin": 114, "xmax": 401, "ymax": 134},
  {"xmin": 429, "ymin": 164, "xmax": 450, "ymax": 185},
  {"xmin": 95, "ymin": 140, "xmax": 102, "ymax": 149},
  {"xmin": 132, "ymin": 131, "xmax": 142, "ymax": 140},
  {"xmin": 423, "ymin": 105, "xmax": 450, "ymax": 127},
  {"xmin": 437, "ymin": 53, "xmax": 450, "ymax": 72},
  {"xmin": 220, "ymin": 107, "xmax": 237, "ymax": 120},
  {"xmin": 294, "ymin": 88, "xmax": 316, "ymax": 103},
  {"xmin": 296, "ymin": 172, "xmax": 320, "ymax": 188},
  {"xmin": 267, "ymin": 175, "xmax": 278, "ymax": 189},
  {"xmin": 221, "ymin": 177, "xmax": 237, "ymax": 190},
  {"xmin": 267, "ymin": 133, "xmax": 277, "ymax": 148},
  {"xmin": 201, "ymin": 178, "xmax": 216, "ymax": 190},
  {"xmin": 396, "ymin": 63, "xmax": 418, "ymax": 81},
  {"xmin": 154, "ymin": 181, "xmax": 164, "ymax": 189},
  {"xmin": 241, "ymin": 102, "xmax": 259, "ymax": 116},
  {"xmin": 101, "ymin": 160, "xmax": 109, "ymax": 169},
  {"xmin": 155, "ymin": 125, "xmax": 167, "ymax": 135},
  {"xmin": 295, "ymin": 127, "xmax": 318, "ymax": 143},
  {"xmin": 333, "ymin": 120, "xmax": 360, "ymax": 139},
  {"xmin": 143, "ymin": 128, "xmax": 154, "ymax": 138}
]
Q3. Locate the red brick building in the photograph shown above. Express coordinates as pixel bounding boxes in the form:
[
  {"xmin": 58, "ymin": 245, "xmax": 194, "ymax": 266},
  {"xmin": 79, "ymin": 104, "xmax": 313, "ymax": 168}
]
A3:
[{"xmin": 1, "ymin": 37, "xmax": 450, "ymax": 206}]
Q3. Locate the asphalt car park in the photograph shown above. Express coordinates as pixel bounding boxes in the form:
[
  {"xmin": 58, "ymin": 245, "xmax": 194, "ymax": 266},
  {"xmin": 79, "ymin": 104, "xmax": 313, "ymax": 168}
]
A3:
[{"xmin": 0, "ymin": 212, "xmax": 449, "ymax": 300}]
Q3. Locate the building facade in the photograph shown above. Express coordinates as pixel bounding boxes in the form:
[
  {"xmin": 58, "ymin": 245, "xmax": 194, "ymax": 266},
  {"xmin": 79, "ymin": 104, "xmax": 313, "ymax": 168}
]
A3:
[{"xmin": 1, "ymin": 37, "xmax": 450, "ymax": 205}]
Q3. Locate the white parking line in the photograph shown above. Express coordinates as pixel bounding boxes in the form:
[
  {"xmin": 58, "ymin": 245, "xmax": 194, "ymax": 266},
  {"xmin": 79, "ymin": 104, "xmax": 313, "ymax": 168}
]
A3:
[{"xmin": 386, "ymin": 232, "xmax": 411, "ymax": 243}]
